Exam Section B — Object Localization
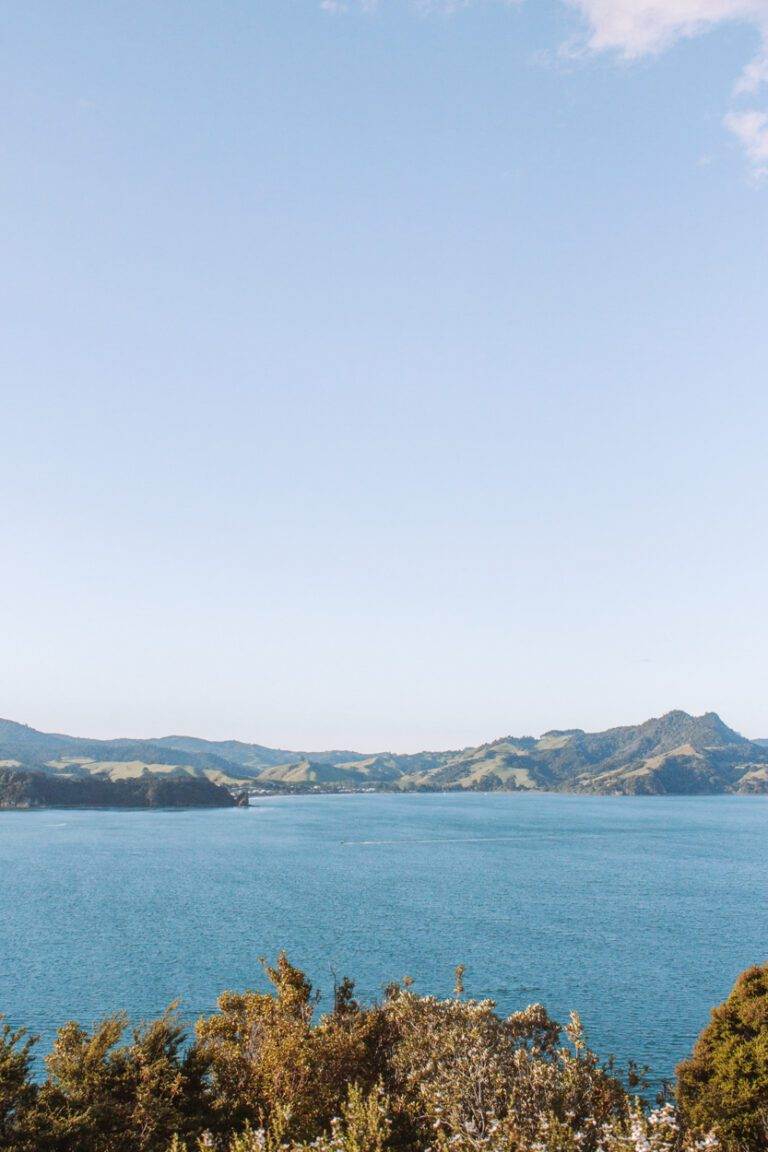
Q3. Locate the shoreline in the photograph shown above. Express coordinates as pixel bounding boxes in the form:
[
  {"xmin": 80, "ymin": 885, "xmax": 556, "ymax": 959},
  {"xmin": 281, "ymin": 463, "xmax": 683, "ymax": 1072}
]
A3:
[{"xmin": 3, "ymin": 789, "xmax": 767, "ymax": 811}]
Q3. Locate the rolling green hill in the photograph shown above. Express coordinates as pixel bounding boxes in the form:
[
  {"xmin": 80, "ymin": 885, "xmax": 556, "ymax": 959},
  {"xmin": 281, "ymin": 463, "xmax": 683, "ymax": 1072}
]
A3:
[{"xmin": 1, "ymin": 710, "xmax": 767, "ymax": 796}]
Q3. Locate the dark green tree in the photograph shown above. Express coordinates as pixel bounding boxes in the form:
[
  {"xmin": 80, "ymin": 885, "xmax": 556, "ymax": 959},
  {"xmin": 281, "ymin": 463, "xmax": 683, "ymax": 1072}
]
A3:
[
  {"xmin": 0, "ymin": 1017, "xmax": 38, "ymax": 1151},
  {"xmin": 38, "ymin": 1008, "xmax": 212, "ymax": 1152},
  {"xmin": 677, "ymin": 963, "xmax": 768, "ymax": 1151}
]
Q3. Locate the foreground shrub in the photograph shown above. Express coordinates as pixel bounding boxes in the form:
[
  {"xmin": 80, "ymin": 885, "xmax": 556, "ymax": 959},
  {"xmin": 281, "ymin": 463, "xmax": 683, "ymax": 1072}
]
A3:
[
  {"xmin": 192, "ymin": 958, "xmax": 636, "ymax": 1152},
  {"xmin": 0, "ymin": 1018, "xmax": 38, "ymax": 1151},
  {"xmin": 37, "ymin": 1008, "xmax": 214, "ymax": 1152},
  {"xmin": 378, "ymin": 990, "xmax": 625, "ymax": 1149},
  {"xmin": 677, "ymin": 963, "xmax": 768, "ymax": 1151},
  {"xmin": 3, "ymin": 954, "xmax": 756, "ymax": 1151},
  {"xmin": 195, "ymin": 955, "xmax": 386, "ymax": 1141},
  {"xmin": 171, "ymin": 1097, "xmax": 708, "ymax": 1152}
]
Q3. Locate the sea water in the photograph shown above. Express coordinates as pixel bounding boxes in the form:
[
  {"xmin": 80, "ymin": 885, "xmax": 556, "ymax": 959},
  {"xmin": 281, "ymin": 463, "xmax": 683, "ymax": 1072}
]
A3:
[{"xmin": 1, "ymin": 792, "xmax": 767, "ymax": 1085}]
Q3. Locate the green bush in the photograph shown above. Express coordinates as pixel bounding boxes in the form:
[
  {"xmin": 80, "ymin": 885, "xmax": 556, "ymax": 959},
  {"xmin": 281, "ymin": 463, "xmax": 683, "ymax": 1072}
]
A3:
[
  {"xmin": 0, "ymin": 1018, "xmax": 38, "ymax": 1151},
  {"xmin": 677, "ymin": 963, "xmax": 768, "ymax": 1151}
]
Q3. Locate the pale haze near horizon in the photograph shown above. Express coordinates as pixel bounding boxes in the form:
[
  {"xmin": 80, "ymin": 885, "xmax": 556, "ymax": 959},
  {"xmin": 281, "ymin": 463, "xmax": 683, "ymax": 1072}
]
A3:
[{"xmin": 2, "ymin": 1, "xmax": 768, "ymax": 752}]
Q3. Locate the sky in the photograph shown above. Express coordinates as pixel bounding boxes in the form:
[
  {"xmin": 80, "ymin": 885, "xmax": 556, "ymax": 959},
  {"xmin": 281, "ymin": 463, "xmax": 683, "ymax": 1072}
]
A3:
[{"xmin": 2, "ymin": 0, "xmax": 768, "ymax": 751}]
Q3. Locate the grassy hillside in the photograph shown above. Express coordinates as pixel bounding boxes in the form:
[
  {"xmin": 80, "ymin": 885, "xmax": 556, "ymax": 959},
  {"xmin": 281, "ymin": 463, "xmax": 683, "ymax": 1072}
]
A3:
[
  {"xmin": 2, "ymin": 710, "xmax": 767, "ymax": 796},
  {"xmin": 0, "ymin": 719, "xmax": 238, "ymax": 778}
]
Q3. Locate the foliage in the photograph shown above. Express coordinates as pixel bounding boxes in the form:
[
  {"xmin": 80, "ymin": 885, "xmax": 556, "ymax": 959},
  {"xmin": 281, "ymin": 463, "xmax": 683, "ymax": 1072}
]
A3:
[
  {"xmin": 34, "ymin": 1008, "xmax": 213, "ymax": 1152},
  {"xmin": 195, "ymin": 954, "xmax": 385, "ymax": 1141},
  {"xmin": 2, "ymin": 954, "xmax": 758, "ymax": 1152},
  {"xmin": 677, "ymin": 962, "xmax": 768, "ymax": 1151},
  {"xmin": 0, "ymin": 1017, "xmax": 38, "ymax": 1151}
]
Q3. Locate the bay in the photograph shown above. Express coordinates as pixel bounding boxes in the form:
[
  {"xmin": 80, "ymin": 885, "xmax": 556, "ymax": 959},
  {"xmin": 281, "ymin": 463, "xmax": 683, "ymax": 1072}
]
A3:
[{"xmin": 1, "ymin": 792, "xmax": 767, "ymax": 1086}]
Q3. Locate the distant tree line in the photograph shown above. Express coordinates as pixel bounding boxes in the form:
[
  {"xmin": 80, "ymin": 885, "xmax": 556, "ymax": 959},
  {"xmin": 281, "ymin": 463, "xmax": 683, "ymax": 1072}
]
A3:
[
  {"xmin": 0, "ymin": 768, "xmax": 238, "ymax": 809},
  {"xmin": 2, "ymin": 956, "xmax": 766, "ymax": 1152}
]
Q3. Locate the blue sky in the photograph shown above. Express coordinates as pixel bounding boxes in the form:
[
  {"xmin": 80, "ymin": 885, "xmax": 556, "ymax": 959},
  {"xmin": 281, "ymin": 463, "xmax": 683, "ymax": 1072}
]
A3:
[{"xmin": 2, "ymin": 0, "xmax": 768, "ymax": 749}]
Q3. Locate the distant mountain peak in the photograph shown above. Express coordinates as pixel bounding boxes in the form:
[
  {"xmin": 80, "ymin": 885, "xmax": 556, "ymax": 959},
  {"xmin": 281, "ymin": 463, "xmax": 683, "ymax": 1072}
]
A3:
[{"xmin": 651, "ymin": 709, "xmax": 744, "ymax": 742}]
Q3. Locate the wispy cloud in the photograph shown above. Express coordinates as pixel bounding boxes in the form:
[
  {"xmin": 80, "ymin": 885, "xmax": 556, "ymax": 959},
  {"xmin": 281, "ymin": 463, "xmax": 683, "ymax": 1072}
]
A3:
[
  {"xmin": 735, "ymin": 48, "xmax": 768, "ymax": 93},
  {"xmin": 319, "ymin": 0, "xmax": 768, "ymax": 177},
  {"xmin": 724, "ymin": 107, "xmax": 768, "ymax": 175},
  {"xmin": 320, "ymin": 0, "xmax": 379, "ymax": 11},
  {"xmin": 565, "ymin": 1, "xmax": 768, "ymax": 58},
  {"xmin": 564, "ymin": 1, "xmax": 768, "ymax": 176},
  {"xmin": 566, "ymin": 0, "xmax": 768, "ymax": 177}
]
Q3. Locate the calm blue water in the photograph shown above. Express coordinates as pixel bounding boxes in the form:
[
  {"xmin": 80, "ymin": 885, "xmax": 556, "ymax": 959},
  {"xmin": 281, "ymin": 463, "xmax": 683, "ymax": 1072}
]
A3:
[{"xmin": 1, "ymin": 793, "xmax": 767, "ymax": 1085}]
